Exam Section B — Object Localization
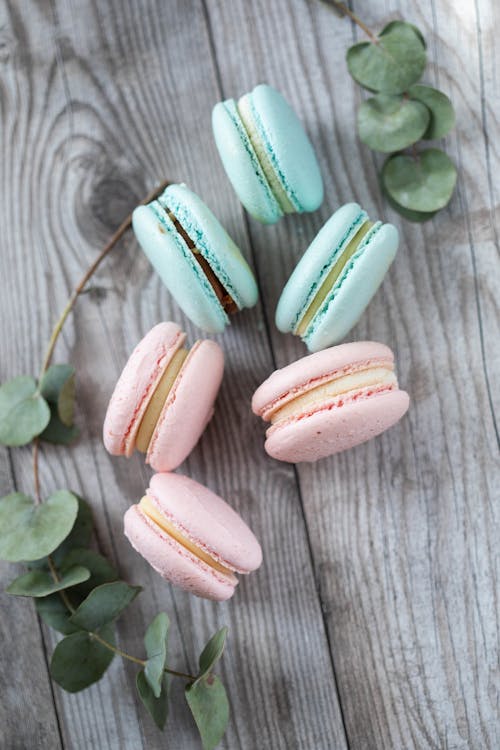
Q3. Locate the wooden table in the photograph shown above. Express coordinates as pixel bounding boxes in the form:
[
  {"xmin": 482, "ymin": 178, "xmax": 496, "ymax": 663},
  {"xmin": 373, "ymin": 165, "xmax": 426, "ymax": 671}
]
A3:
[{"xmin": 1, "ymin": 1, "xmax": 498, "ymax": 748}]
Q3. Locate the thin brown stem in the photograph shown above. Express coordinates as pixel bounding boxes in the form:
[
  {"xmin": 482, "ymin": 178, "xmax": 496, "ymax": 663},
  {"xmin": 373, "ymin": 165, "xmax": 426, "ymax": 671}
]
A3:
[
  {"xmin": 32, "ymin": 179, "xmax": 170, "ymax": 501},
  {"xmin": 39, "ymin": 179, "xmax": 170, "ymax": 379},
  {"xmin": 325, "ymin": 1, "xmax": 379, "ymax": 43},
  {"xmin": 32, "ymin": 439, "xmax": 41, "ymax": 505}
]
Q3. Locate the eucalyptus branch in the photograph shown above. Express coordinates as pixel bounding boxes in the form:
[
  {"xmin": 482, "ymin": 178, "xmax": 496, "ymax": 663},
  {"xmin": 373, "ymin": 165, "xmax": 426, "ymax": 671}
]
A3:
[
  {"xmin": 32, "ymin": 179, "xmax": 170, "ymax": 503},
  {"xmin": 326, "ymin": 1, "xmax": 378, "ymax": 43}
]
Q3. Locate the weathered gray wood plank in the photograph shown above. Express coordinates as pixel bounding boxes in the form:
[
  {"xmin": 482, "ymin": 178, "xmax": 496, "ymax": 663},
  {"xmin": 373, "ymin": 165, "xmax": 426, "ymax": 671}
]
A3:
[
  {"xmin": 205, "ymin": 1, "xmax": 499, "ymax": 749},
  {"xmin": 0, "ymin": 1, "xmax": 347, "ymax": 748},
  {"xmin": 0, "ymin": 454, "xmax": 63, "ymax": 750}
]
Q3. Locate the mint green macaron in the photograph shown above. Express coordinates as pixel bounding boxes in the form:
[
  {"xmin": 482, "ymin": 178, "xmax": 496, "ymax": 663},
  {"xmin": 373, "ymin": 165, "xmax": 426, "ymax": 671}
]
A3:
[
  {"xmin": 212, "ymin": 84, "xmax": 323, "ymax": 224},
  {"xmin": 276, "ymin": 203, "xmax": 399, "ymax": 351},
  {"xmin": 132, "ymin": 184, "xmax": 258, "ymax": 333}
]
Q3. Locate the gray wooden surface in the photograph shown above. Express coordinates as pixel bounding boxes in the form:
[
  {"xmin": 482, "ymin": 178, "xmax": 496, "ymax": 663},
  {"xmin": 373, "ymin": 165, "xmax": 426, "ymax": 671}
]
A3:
[{"xmin": 0, "ymin": 0, "xmax": 498, "ymax": 748}]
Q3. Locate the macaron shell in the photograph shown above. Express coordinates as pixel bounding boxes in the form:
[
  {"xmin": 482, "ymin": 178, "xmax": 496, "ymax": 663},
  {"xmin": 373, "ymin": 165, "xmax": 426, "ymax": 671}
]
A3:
[
  {"xmin": 149, "ymin": 473, "xmax": 262, "ymax": 573},
  {"xmin": 264, "ymin": 389, "xmax": 410, "ymax": 463},
  {"xmin": 161, "ymin": 184, "xmax": 258, "ymax": 309},
  {"xmin": 252, "ymin": 341, "xmax": 394, "ymax": 418},
  {"xmin": 146, "ymin": 340, "xmax": 224, "ymax": 472},
  {"xmin": 132, "ymin": 204, "xmax": 228, "ymax": 333},
  {"xmin": 249, "ymin": 84, "xmax": 323, "ymax": 213},
  {"xmin": 103, "ymin": 322, "xmax": 185, "ymax": 456},
  {"xmin": 124, "ymin": 505, "xmax": 236, "ymax": 601},
  {"xmin": 212, "ymin": 99, "xmax": 282, "ymax": 224},
  {"xmin": 275, "ymin": 203, "xmax": 365, "ymax": 333},
  {"xmin": 305, "ymin": 223, "xmax": 399, "ymax": 352}
]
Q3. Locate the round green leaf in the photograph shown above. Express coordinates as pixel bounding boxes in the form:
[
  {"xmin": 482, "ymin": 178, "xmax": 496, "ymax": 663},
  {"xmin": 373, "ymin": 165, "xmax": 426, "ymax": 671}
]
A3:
[
  {"xmin": 382, "ymin": 148, "xmax": 457, "ymax": 211},
  {"xmin": 50, "ymin": 623, "xmax": 115, "ymax": 692},
  {"xmin": 69, "ymin": 581, "xmax": 141, "ymax": 631},
  {"xmin": 383, "ymin": 185, "xmax": 437, "ymax": 222},
  {"xmin": 347, "ymin": 22, "xmax": 426, "ymax": 94},
  {"xmin": 51, "ymin": 497, "xmax": 93, "ymax": 564},
  {"xmin": 40, "ymin": 364, "xmax": 76, "ymax": 427},
  {"xmin": 185, "ymin": 675, "xmax": 230, "ymax": 750},
  {"xmin": 36, "ymin": 593, "xmax": 80, "ymax": 635},
  {"xmin": 358, "ymin": 94, "xmax": 430, "ymax": 152},
  {"xmin": 144, "ymin": 613, "xmax": 170, "ymax": 698},
  {"xmin": 408, "ymin": 84, "xmax": 456, "ymax": 139},
  {"xmin": 197, "ymin": 627, "xmax": 228, "ymax": 682},
  {"xmin": 60, "ymin": 548, "xmax": 117, "ymax": 596},
  {"xmin": 0, "ymin": 491, "xmax": 78, "ymax": 562},
  {"xmin": 380, "ymin": 20, "xmax": 427, "ymax": 49},
  {"xmin": 136, "ymin": 670, "xmax": 169, "ymax": 730},
  {"xmin": 0, "ymin": 376, "xmax": 50, "ymax": 446},
  {"xmin": 6, "ymin": 565, "xmax": 90, "ymax": 597},
  {"xmin": 40, "ymin": 405, "xmax": 79, "ymax": 445}
]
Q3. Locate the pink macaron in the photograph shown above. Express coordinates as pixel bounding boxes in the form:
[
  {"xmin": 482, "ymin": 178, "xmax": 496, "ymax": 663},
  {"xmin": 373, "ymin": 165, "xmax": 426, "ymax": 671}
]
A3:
[
  {"xmin": 252, "ymin": 341, "xmax": 409, "ymax": 463},
  {"xmin": 103, "ymin": 322, "xmax": 224, "ymax": 471},
  {"xmin": 124, "ymin": 473, "xmax": 262, "ymax": 601}
]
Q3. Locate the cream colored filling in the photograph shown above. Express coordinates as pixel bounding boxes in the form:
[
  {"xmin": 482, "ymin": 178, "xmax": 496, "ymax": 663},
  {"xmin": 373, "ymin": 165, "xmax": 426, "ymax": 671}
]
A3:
[
  {"xmin": 135, "ymin": 348, "xmax": 189, "ymax": 453},
  {"xmin": 237, "ymin": 95, "xmax": 296, "ymax": 214},
  {"xmin": 296, "ymin": 221, "xmax": 373, "ymax": 336},
  {"xmin": 270, "ymin": 366, "xmax": 397, "ymax": 424},
  {"xmin": 139, "ymin": 496, "xmax": 234, "ymax": 577}
]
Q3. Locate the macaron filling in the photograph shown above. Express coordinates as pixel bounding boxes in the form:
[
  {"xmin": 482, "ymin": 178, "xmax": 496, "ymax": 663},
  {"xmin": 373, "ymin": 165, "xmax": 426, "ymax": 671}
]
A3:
[
  {"xmin": 152, "ymin": 200, "xmax": 238, "ymax": 315},
  {"xmin": 265, "ymin": 360, "xmax": 398, "ymax": 426},
  {"xmin": 138, "ymin": 495, "xmax": 237, "ymax": 581},
  {"xmin": 296, "ymin": 219, "xmax": 375, "ymax": 337},
  {"xmin": 237, "ymin": 94, "xmax": 297, "ymax": 214},
  {"xmin": 134, "ymin": 347, "xmax": 189, "ymax": 453}
]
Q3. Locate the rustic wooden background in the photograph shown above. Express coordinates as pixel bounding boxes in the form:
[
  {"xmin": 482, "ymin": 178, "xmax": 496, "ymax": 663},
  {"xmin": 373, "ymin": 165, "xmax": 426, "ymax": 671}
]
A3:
[{"xmin": 0, "ymin": 0, "xmax": 498, "ymax": 748}]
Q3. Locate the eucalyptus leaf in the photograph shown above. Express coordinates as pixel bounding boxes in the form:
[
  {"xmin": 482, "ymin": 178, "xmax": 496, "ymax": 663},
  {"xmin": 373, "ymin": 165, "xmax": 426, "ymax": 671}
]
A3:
[
  {"xmin": 50, "ymin": 623, "xmax": 115, "ymax": 692},
  {"xmin": 69, "ymin": 581, "xmax": 141, "ymax": 631},
  {"xmin": 347, "ymin": 22, "xmax": 426, "ymax": 94},
  {"xmin": 40, "ymin": 405, "xmax": 79, "ymax": 446},
  {"xmin": 6, "ymin": 565, "xmax": 90, "ymax": 597},
  {"xmin": 40, "ymin": 364, "xmax": 75, "ymax": 426},
  {"xmin": 51, "ymin": 496, "xmax": 93, "ymax": 564},
  {"xmin": 0, "ymin": 491, "xmax": 78, "ymax": 562},
  {"xmin": 60, "ymin": 548, "xmax": 117, "ymax": 596},
  {"xmin": 408, "ymin": 84, "xmax": 456, "ymax": 139},
  {"xmin": 144, "ymin": 613, "xmax": 170, "ymax": 698},
  {"xmin": 36, "ymin": 593, "xmax": 80, "ymax": 635},
  {"xmin": 0, "ymin": 376, "xmax": 50, "ymax": 446},
  {"xmin": 185, "ymin": 675, "xmax": 230, "ymax": 750},
  {"xmin": 358, "ymin": 94, "xmax": 430, "ymax": 152},
  {"xmin": 380, "ymin": 20, "xmax": 426, "ymax": 49},
  {"xmin": 197, "ymin": 627, "xmax": 228, "ymax": 681},
  {"xmin": 382, "ymin": 148, "xmax": 457, "ymax": 211},
  {"xmin": 136, "ymin": 670, "xmax": 169, "ymax": 730},
  {"xmin": 383, "ymin": 185, "xmax": 437, "ymax": 222}
]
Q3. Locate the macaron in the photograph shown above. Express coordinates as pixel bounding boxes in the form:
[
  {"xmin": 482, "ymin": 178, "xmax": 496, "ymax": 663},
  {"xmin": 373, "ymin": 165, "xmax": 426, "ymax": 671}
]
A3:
[
  {"xmin": 212, "ymin": 83, "xmax": 323, "ymax": 224},
  {"xmin": 252, "ymin": 341, "xmax": 409, "ymax": 463},
  {"xmin": 276, "ymin": 203, "xmax": 399, "ymax": 351},
  {"xmin": 103, "ymin": 322, "xmax": 223, "ymax": 471},
  {"xmin": 132, "ymin": 184, "xmax": 258, "ymax": 333},
  {"xmin": 124, "ymin": 473, "xmax": 262, "ymax": 601}
]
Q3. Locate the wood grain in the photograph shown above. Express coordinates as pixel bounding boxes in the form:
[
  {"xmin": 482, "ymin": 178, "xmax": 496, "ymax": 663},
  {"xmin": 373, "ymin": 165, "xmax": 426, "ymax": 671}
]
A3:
[
  {"xmin": 0, "ymin": 1, "xmax": 345, "ymax": 748},
  {"xmin": 204, "ymin": 1, "xmax": 500, "ymax": 749},
  {"xmin": 0, "ymin": 0, "xmax": 498, "ymax": 748}
]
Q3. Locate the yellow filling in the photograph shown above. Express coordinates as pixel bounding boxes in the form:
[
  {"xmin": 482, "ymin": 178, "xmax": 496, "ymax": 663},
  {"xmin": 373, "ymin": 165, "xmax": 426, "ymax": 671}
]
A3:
[
  {"xmin": 135, "ymin": 348, "xmax": 189, "ymax": 453},
  {"xmin": 139, "ymin": 496, "xmax": 234, "ymax": 577},
  {"xmin": 296, "ymin": 221, "xmax": 373, "ymax": 336},
  {"xmin": 237, "ymin": 95, "xmax": 296, "ymax": 214},
  {"xmin": 270, "ymin": 366, "xmax": 397, "ymax": 424}
]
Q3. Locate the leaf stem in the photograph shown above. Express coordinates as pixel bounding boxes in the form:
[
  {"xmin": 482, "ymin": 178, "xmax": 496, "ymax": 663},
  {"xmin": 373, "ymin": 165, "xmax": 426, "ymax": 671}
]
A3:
[
  {"xmin": 38, "ymin": 179, "xmax": 170, "ymax": 379},
  {"xmin": 32, "ymin": 179, "xmax": 170, "ymax": 501},
  {"xmin": 325, "ymin": 1, "xmax": 379, "ymax": 43},
  {"xmin": 32, "ymin": 439, "xmax": 41, "ymax": 505}
]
